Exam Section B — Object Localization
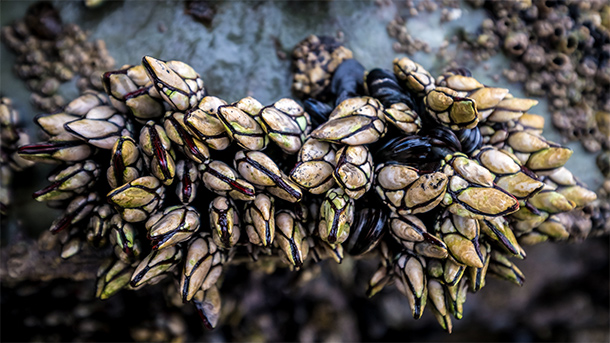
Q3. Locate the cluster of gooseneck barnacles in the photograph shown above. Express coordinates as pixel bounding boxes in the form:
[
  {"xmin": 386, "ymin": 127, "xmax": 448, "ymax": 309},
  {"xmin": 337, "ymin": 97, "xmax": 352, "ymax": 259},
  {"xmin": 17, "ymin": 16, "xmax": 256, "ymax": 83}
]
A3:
[{"xmin": 15, "ymin": 34, "xmax": 597, "ymax": 332}]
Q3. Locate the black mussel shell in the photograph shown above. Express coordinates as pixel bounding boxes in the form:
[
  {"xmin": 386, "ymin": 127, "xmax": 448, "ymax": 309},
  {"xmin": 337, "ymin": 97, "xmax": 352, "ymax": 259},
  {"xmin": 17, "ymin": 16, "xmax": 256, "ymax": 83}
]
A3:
[
  {"xmin": 456, "ymin": 127, "xmax": 483, "ymax": 155},
  {"xmin": 304, "ymin": 98, "xmax": 333, "ymax": 129},
  {"xmin": 331, "ymin": 59, "xmax": 366, "ymax": 106},
  {"xmin": 345, "ymin": 207, "xmax": 387, "ymax": 256},
  {"xmin": 422, "ymin": 126, "xmax": 462, "ymax": 151},
  {"xmin": 366, "ymin": 68, "xmax": 416, "ymax": 109},
  {"xmin": 376, "ymin": 135, "xmax": 433, "ymax": 165},
  {"xmin": 377, "ymin": 127, "xmax": 461, "ymax": 166},
  {"xmin": 422, "ymin": 126, "xmax": 461, "ymax": 158}
]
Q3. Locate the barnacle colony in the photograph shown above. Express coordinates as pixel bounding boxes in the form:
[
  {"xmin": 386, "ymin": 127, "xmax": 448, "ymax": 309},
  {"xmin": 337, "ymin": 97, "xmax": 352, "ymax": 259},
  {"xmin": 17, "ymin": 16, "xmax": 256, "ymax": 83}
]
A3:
[{"xmin": 15, "ymin": 35, "xmax": 597, "ymax": 332}]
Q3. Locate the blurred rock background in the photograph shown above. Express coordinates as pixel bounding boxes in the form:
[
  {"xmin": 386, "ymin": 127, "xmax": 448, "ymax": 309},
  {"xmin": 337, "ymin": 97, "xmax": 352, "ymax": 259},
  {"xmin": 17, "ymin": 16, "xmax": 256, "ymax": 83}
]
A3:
[{"xmin": 1, "ymin": 0, "xmax": 608, "ymax": 341}]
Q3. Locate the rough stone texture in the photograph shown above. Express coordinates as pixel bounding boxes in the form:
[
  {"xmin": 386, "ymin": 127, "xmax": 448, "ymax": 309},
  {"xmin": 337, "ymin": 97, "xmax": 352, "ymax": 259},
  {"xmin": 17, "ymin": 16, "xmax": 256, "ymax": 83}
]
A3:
[{"xmin": 0, "ymin": 1, "xmax": 608, "ymax": 342}]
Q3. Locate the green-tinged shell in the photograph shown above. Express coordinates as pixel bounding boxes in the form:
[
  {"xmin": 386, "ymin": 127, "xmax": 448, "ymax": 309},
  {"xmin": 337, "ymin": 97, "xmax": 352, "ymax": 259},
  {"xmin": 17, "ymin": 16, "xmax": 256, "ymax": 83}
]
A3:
[
  {"xmin": 375, "ymin": 162, "xmax": 448, "ymax": 215},
  {"xmin": 424, "ymin": 87, "xmax": 479, "ymax": 130},
  {"xmin": 142, "ymin": 56, "xmax": 204, "ymax": 111},
  {"xmin": 393, "ymin": 57, "xmax": 435, "ymax": 95},
  {"xmin": 479, "ymin": 216, "xmax": 526, "ymax": 258},
  {"xmin": 467, "ymin": 87, "xmax": 510, "ymax": 119},
  {"xmin": 496, "ymin": 172, "xmax": 544, "ymax": 200},
  {"xmin": 445, "ymin": 278, "xmax": 468, "ymax": 319},
  {"xmin": 289, "ymin": 138, "xmax": 336, "ymax": 194},
  {"xmin": 437, "ymin": 71, "xmax": 509, "ymax": 120},
  {"xmin": 366, "ymin": 262, "xmax": 393, "ymax": 298},
  {"xmin": 428, "ymin": 279, "xmax": 453, "ymax": 333},
  {"xmin": 57, "ymin": 226, "xmax": 83, "ymax": 259},
  {"xmin": 310, "ymin": 97, "xmax": 386, "ymax": 145},
  {"xmin": 274, "ymin": 210, "xmax": 309, "ymax": 268},
  {"xmin": 234, "ymin": 96, "xmax": 264, "ymax": 121},
  {"xmin": 260, "ymin": 98, "xmax": 310, "ymax": 154},
  {"xmin": 124, "ymin": 85, "xmax": 165, "ymax": 123},
  {"xmin": 333, "ymin": 145, "xmax": 373, "ymax": 199},
  {"xmin": 528, "ymin": 188, "xmax": 576, "ymax": 213},
  {"xmin": 444, "ymin": 183, "xmax": 520, "ymax": 219},
  {"xmin": 517, "ymin": 230, "xmax": 550, "ymax": 245},
  {"xmin": 18, "ymin": 139, "xmax": 94, "ymax": 163},
  {"xmin": 109, "ymin": 214, "xmax": 142, "ymax": 263},
  {"xmin": 467, "ymin": 241, "xmax": 491, "ymax": 292},
  {"xmin": 139, "ymin": 121, "xmax": 176, "ymax": 186},
  {"xmin": 442, "ymin": 155, "xmax": 520, "ymax": 219},
  {"xmin": 510, "ymin": 206, "xmax": 549, "ymax": 234},
  {"xmin": 526, "ymin": 147, "xmax": 573, "ymax": 174},
  {"xmin": 199, "ymin": 160, "xmax": 256, "ymax": 201},
  {"xmin": 107, "ymin": 136, "xmax": 142, "ymax": 189},
  {"xmin": 557, "ymin": 185, "xmax": 597, "ymax": 207},
  {"xmin": 130, "ymin": 245, "xmax": 183, "ymax": 288},
  {"xmin": 146, "ymin": 205, "xmax": 200, "ymax": 250},
  {"xmin": 243, "ymin": 193, "xmax": 275, "ymax": 247},
  {"xmin": 209, "ymin": 196, "xmax": 240, "ymax": 249},
  {"xmin": 34, "ymin": 160, "xmax": 99, "ymax": 202},
  {"xmin": 536, "ymin": 215, "xmax": 570, "ymax": 240},
  {"xmin": 437, "ymin": 212, "xmax": 485, "ymax": 268},
  {"xmin": 382, "ymin": 102, "xmax": 421, "ymax": 135},
  {"xmin": 394, "ymin": 251, "xmax": 427, "ymax": 319},
  {"xmin": 184, "ymin": 96, "xmax": 231, "ymax": 150},
  {"xmin": 318, "ymin": 188, "xmax": 354, "ymax": 244},
  {"xmin": 96, "ymin": 258, "xmax": 134, "ymax": 300},
  {"xmin": 486, "ymin": 96, "xmax": 538, "ymax": 122},
  {"xmin": 12, "ymin": 47, "xmax": 603, "ymax": 335},
  {"xmin": 64, "ymin": 105, "xmax": 132, "ymax": 150},
  {"xmin": 180, "ymin": 233, "xmax": 224, "ymax": 302},
  {"xmin": 107, "ymin": 176, "xmax": 165, "ymax": 223},
  {"xmin": 442, "ymin": 255, "xmax": 466, "ymax": 287},
  {"xmin": 217, "ymin": 103, "xmax": 268, "ymax": 151},
  {"xmin": 488, "ymin": 250, "xmax": 525, "ymax": 286},
  {"xmin": 389, "ymin": 212, "xmax": 448, "ymax": 259},
  {"xmin": 164, "ymin": 111, "xmax": 210, "ymax": 164}
]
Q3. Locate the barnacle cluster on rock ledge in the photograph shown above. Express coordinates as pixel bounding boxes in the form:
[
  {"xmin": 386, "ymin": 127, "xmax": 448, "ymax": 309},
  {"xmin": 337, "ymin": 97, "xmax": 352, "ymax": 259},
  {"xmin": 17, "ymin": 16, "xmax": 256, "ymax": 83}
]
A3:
[
  {"xmin": 5, "ymin": 31, "xmax": 599, "ymax": 333},
  {"xmin": 463, "ymin": 0, "xmax": 610, "ymax": 157},
  {"xmin": 1, "ymin": 2, "xmax": 115, "ymax": 113}
]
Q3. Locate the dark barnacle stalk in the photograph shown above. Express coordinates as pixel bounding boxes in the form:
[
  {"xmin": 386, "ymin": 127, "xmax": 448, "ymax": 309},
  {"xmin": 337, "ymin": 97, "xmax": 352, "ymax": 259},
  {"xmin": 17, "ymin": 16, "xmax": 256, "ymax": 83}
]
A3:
[{"xmin": 10, "ymin": 33, "xmax": 598, "ymax": 335}]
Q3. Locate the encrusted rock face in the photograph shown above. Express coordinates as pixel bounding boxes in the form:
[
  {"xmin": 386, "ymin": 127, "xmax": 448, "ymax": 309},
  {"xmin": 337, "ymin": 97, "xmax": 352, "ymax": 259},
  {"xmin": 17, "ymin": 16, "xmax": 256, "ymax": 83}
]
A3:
[{"xmin": 1, "ymin": 10, "xmax": 602, "ymax": 335}]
